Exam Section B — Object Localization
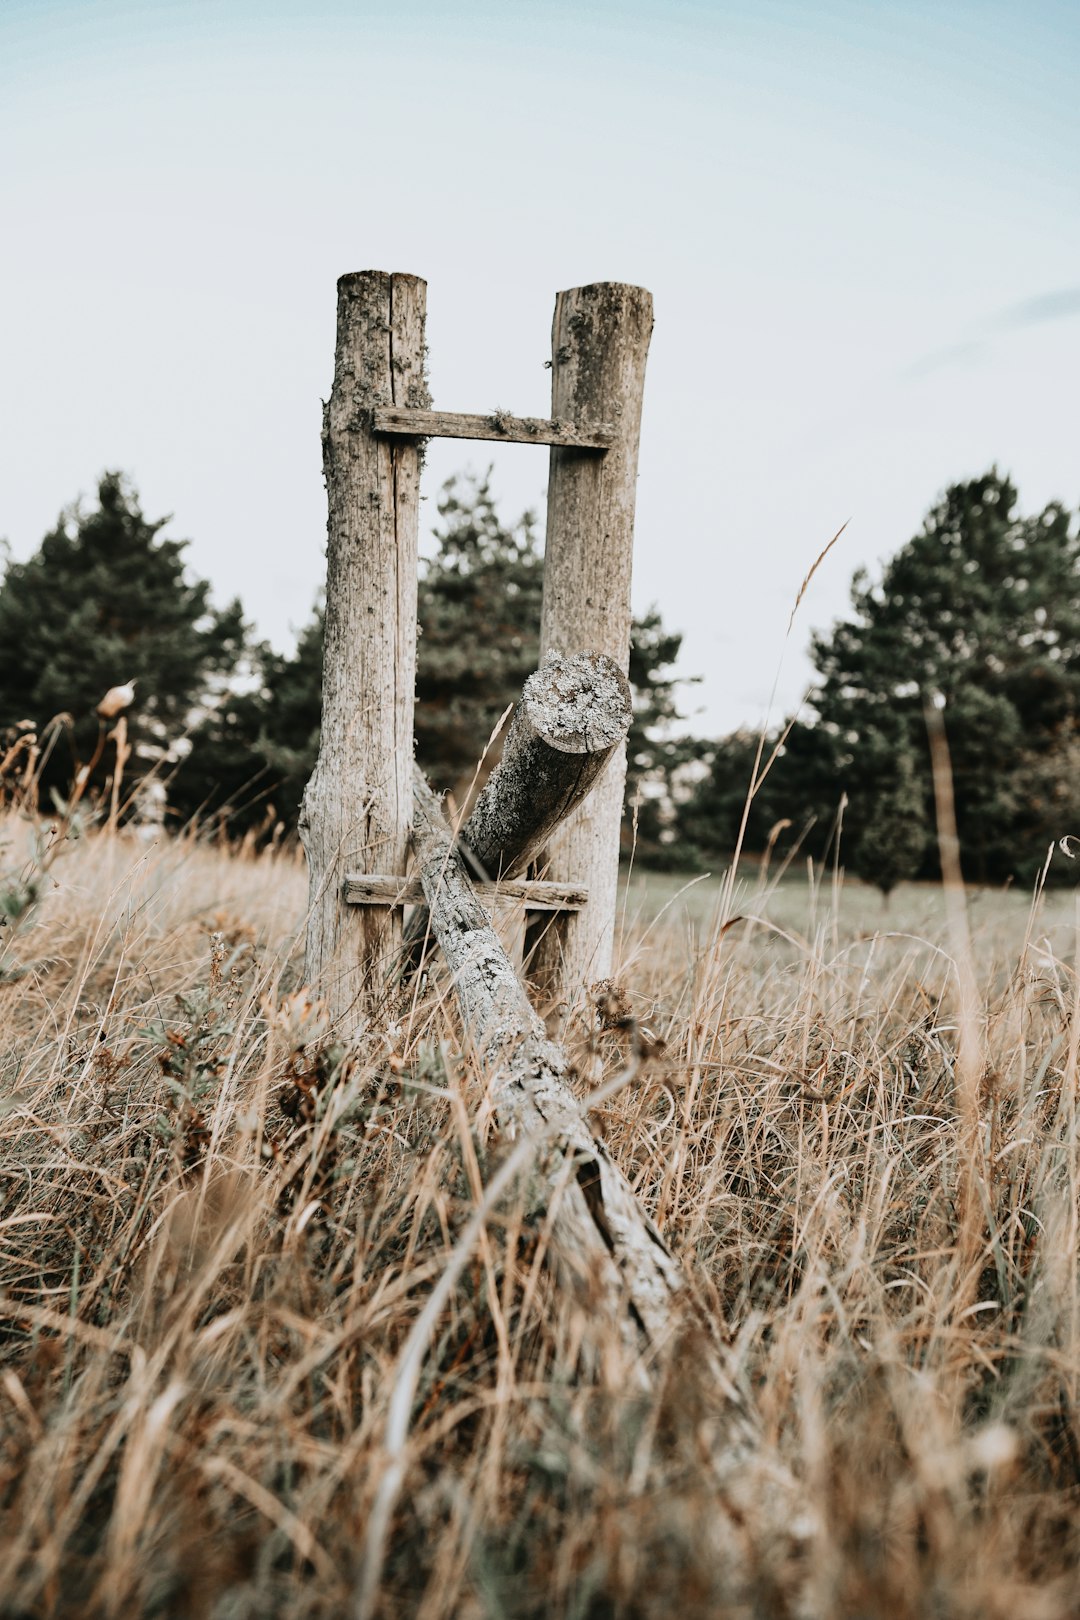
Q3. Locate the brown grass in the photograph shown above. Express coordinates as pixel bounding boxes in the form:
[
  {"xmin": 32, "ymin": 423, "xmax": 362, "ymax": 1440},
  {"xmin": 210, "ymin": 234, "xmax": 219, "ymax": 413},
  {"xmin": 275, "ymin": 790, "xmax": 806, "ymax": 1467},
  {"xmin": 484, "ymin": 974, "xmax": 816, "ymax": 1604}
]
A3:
[{"xmin": 2, "ymin": 815, "xmax": 1080, "ymax": 1617}]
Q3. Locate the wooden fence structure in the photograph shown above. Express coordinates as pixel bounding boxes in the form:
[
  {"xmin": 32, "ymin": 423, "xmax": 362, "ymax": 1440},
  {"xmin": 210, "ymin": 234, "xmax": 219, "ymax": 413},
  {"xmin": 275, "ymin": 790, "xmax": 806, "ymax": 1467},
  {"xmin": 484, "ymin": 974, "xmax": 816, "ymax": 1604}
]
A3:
[
  {"xmin": 292, "ymin": 281, "xmax": 805, "ymax": 1580},
  {"xmin": 299, "ymin": 270, "xmax": 653, "ymax": 1034}
]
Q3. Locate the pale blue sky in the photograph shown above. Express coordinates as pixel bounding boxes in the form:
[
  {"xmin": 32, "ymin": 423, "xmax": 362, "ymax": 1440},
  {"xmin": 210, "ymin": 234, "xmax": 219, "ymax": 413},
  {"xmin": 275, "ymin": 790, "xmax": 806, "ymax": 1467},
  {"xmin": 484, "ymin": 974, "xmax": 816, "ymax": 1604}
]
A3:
[{"xmin": 2, "ymin": 0, "xmax": 1077, "ymax": 733}]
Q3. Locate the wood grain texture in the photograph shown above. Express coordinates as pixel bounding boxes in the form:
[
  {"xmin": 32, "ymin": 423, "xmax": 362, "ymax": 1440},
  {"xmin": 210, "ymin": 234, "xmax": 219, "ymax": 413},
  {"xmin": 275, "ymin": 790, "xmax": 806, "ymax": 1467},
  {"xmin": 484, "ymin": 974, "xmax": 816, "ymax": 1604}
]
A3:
[
  {"xmin": 411, "ymin": 774, "xmax": 806, "ymax": 1545},
  {"xmin": 372, "ymin": 405, "xmax": 613, "ymax": 450},
  {"xmin": 461, "ymin": 651, "xmax": 632, "ymax": 880},
  {"xmin": 402, "ymin": 652, "xmax": 630, "ymax": 966},
  {"xmin": 343, "ymin": 875, "xmax": 587, "ymax": 911},
  {"xmin": 298, "ymin": 271, "xmax": 429, "ymax": 1034},
  {"xmin": 411, "ymin": 770, "xmax": 683, "ymax": 1352},
  {"xmin": 529, "ymin": 283, "xmax": 654, "ymax": 1004}
]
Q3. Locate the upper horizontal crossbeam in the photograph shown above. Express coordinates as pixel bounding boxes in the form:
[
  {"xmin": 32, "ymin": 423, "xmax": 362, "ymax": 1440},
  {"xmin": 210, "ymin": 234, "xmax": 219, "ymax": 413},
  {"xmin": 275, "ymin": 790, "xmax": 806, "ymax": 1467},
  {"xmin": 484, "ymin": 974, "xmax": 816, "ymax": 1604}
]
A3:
[{"xmin": 372, "ymin": 406, "xmax": 613, "ymax": 450}]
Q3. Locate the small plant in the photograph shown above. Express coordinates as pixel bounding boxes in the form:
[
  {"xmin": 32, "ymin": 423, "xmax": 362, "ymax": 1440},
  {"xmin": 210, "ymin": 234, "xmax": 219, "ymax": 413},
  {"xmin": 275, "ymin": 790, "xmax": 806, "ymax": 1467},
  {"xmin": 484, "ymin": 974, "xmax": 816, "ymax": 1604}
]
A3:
[{"xmin": 147, "ymin": 932, "xmax": 250, "ymax": 1172}]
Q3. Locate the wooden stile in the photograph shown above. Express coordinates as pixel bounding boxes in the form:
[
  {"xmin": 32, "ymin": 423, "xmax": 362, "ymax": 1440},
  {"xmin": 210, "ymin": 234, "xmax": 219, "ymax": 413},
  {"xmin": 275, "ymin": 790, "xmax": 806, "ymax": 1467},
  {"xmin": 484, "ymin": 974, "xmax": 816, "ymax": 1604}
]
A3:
[
  {"xmin": 302, "ymin": 274, "xmax": 651, "ymax": 1028},
  {"xmin": 298, "ymin": 279, "xmax": 812, "ymax": 1594}
]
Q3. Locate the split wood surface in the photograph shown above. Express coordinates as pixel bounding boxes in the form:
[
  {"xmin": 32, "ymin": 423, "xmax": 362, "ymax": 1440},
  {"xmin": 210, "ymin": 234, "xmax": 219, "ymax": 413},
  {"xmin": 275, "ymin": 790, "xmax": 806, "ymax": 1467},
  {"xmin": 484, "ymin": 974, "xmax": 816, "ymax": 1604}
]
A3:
[
  {"xmin": 461, "ymin": 650, "xmax": 632, "ymax": 880},
  {"xmin": 299, "ymin": 272, "xmax": 429, "ymax": 1035},
  {"xmin": 531, "ymin": 283, "xmax": 654, "ymax": 997},
  {"xmin": 410, "ymin": 770, "xmax": 683, "ymax": 1350},
  {"xmin": 411, "ymin": 778, "xmax": 802, "ymax": 1543},
  {"xmin": 357, "ymin": 787, "xmax": 804, "ymax": 1618},
  {"xmin": 344, "ymin": 876, "xmax": 587, "ymax": 911},
  {"xmin": 372, "ymin": 405, "xmax": 614, "ymax": 450},
  {"xmin": 403, "ymin": 651, "xmax": 631, "ymax": 960}
]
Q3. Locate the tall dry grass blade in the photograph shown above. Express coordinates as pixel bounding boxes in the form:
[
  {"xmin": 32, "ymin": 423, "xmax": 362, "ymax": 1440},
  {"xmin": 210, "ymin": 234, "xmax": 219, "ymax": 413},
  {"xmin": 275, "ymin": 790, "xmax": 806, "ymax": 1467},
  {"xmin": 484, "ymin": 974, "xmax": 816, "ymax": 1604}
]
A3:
[
  {"xmin": 787, "ymin": 519, "xmax": 848, "ymax": 633},
  {"xmin": 924, "ymin": 697, "xmax": 987, "ymax": 1324},
  {"xmin": 5, "ymin": 810, "xmax": 1080, "ymax": 1615}
]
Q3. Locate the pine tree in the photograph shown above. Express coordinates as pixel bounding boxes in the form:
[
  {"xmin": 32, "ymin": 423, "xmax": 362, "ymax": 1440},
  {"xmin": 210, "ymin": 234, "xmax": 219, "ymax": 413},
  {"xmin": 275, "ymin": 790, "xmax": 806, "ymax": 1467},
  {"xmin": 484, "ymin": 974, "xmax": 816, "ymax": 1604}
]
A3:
[
  {"xmin": 0, "ymin": 473, "xmax": 245, "ymax": 804},
  {"xmin": 416, "ymin": 471, "xmax": 695, "ymax": 857},
  {"xmin": 414, "ymin": 471, "xmax": 545, "ymax": 793},
  {"xmin": 623, "ymin": 609, "xmax": 702, "ymax": 866},
  {"xmin": 807, "ymin": 471, "xmax": 1080, "ymax": 883},
  {"xmin": 849, "ymin": 745, "xmax": 929, "ymax": 899},
  {"xmin": 165, "ymin": 615, "xmax": 324, "ymax": 834},
  {"xmin": 681, "ymin": 719, "xmax": 841, "ymax": 872},
  {"xmin": 682, "ymin": 472, "xmax": 1080, "ymax": 884},
  {"xmin": 176, "ymin": 469, "xmax": 696, "ymax": 853}
]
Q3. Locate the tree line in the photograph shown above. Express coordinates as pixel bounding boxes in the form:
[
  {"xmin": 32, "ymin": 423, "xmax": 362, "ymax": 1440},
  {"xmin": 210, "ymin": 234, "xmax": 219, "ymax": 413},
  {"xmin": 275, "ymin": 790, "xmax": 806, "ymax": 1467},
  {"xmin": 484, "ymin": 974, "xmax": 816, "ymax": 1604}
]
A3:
[
  {"xmin": 685, "ymin": 471, "xmax": 1080, "ymax": 891},
  {"xmin": 1, "ymin": 467, "xmax": 1078, "ymax": 889},
  {"xmin": 0, "ymin": 470, "xmax": 689, "ymax": 864}
]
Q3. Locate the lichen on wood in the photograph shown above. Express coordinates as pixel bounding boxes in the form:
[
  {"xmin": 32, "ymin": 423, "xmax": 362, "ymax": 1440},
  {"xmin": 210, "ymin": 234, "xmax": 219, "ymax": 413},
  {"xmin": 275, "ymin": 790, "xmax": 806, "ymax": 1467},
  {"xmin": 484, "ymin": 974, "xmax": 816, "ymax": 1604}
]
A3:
[
  {"xmin": 411, "ymin": 769, "xmax": 682, "ymax": 1352},
  {"xmin": 403, "ymin": 652, "xmax": 631, "ymax": 966},
  {"xmin": 462, "ymin": 650, "xmax": 632, "ymax": 880},
  {"xmin": 299, "ymin": 270, "xmax": 430, "ymax": 1036},
  {"xmin": 530, "ymin": 282, "xmax": 654, "ymax": 1003}
]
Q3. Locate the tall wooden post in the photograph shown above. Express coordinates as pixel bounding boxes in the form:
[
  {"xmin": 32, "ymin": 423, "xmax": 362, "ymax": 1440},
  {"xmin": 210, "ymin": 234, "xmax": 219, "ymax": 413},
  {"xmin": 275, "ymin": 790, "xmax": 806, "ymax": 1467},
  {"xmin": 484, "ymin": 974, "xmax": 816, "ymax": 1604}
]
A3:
[
  {"xmin": 529, "ymin": 283, "xmax": 653, "ymax": 1002},
  {"xmin": 299, "ymin": 271, "xmax": 429, "ymax": 1034}
]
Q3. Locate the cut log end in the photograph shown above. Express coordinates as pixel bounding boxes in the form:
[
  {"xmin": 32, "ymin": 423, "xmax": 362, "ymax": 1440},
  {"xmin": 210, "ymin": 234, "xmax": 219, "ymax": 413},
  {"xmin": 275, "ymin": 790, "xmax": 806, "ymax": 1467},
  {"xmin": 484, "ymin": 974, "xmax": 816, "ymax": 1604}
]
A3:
[
  {"xmin": 523, "ymin": 651, "xmax": 632, "ymax": 754},
  {"xmin": 337, "ymin": 269, "xmax": 427, "ymax": 293},
  {"xmin": 461, "ymin": 650, "xmax": 633, "ymax": 883}
]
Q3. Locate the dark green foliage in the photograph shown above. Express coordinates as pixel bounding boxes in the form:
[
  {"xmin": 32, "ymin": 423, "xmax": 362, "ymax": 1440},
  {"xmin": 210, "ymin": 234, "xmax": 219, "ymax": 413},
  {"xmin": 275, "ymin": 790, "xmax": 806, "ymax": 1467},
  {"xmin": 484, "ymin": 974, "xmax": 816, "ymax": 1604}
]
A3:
[
  {"xmin": 414, "ymin": 471, "xmax": 546, "ymax": 795},
  {"xmin": 1010, "ymin": 719, "xmax": 1080, "ymax": 871},
  {"xmin": 166, "ymin": 614, "xmax": 323, "ymax": 833},
  {"xmin": 808, "ymin": 470, "xmax": 1080, "ymax": 883},
  {"xmin": 415, "ymin": 473, "xmax": 695, "ymax": 862},
  {"xmin": 849, "ymin": 745, "xmax": 929, "ymax": 898},
  {"xmin": 415, "ymin": 472, "xmax": 696, "ymax": 861},
  {"xmin": 624, "ymin": 608, "xmax": 702, "ymax": 866},
  {"xmin": 688, "ymin": 471, "xmax": 1080, "ymax": 885},
  {"xmin": 174, "ymin": 469, "xmax": 542, "ymax": 834},
  {"xmin": 176, "ymin": 470, "xmax": 695, "ymax": 857},
  {"xmin": 680, "ymin": 728, "xmax": 766, "ymax": 868},
  {"xmin": 0, "ymin": 473, "xmax": 245, "ymax": 804},
  {"xmin": 682, "ymin": 720, "xmax": 838, "ymax": 873}
]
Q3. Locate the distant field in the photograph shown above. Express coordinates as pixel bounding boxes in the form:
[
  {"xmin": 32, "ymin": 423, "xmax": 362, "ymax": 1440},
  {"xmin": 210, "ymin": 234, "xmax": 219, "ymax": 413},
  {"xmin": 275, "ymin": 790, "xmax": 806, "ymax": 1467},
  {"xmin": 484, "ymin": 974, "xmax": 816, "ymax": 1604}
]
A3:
[
  {"xmin": 622, "ymin": 862, "xmax": 1080, "ymax": 962},
  {"xmin": 3, "ymin": 820, "xmax": 1080, "ymax": 1617}
]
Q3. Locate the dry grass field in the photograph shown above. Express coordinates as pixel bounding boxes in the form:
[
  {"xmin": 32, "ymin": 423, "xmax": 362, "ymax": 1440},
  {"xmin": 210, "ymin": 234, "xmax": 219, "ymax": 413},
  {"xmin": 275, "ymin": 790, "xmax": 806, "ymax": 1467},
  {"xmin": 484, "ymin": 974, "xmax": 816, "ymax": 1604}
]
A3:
[{"xmin": 3, "ymin": 813, "xmax": 1080, "ymax": 1617}]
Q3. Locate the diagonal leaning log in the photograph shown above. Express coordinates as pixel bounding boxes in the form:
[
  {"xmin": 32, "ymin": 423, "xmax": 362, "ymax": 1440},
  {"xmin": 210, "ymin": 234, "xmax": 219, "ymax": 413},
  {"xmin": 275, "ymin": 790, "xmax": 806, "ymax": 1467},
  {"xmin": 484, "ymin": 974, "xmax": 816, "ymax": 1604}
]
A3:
[
  {"xmin": 411, "ymin": 768, "xmax": 682, "ymax": 1351},
  {"xmin": 460, "ymin": 649, "xmax": 633, "ymax": 880},
  {"xmin": 407, "ymin": 778, "xmax": 809, "ymax": 1571},
  {"xmin": 362, "ymin": 805, "xmax": 802, "ymax": 1615},
  {"xmin": 403, "ymin": 650, "xmax": 632, "ymax": 966}
]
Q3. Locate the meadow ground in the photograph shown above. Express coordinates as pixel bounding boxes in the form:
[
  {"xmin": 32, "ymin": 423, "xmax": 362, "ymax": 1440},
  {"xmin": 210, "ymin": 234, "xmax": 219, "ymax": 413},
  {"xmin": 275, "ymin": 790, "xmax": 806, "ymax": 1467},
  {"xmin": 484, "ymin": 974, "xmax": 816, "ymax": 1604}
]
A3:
[{"xmin": 3, "ymin": 815, "xmax": 1080, "ymax": 1617}]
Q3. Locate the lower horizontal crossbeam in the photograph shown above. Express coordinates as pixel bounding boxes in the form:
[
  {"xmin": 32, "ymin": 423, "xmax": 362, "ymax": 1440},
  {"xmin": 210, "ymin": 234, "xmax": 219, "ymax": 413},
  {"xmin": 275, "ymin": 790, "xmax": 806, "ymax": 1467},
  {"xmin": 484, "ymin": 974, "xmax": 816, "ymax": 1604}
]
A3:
[{"xmin": 343, "ymin": 874, "xmax": 587, "ymax": 912}]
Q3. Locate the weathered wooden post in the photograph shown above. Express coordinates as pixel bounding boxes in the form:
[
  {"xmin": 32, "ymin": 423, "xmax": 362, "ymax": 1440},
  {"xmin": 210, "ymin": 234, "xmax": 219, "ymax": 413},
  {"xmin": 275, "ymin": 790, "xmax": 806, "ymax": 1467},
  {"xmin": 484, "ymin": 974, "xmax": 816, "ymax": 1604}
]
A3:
[
  {"xmin": 299, "ymin": 271, "xmax": 429, "ymax": 1033},
  {"xmin": 527, "ymin": 284, "xmax": 654, "ymax": 1001},
  {"xmin": 303, "ymin": 273, "xmax": 651, "ymax": 1030}
]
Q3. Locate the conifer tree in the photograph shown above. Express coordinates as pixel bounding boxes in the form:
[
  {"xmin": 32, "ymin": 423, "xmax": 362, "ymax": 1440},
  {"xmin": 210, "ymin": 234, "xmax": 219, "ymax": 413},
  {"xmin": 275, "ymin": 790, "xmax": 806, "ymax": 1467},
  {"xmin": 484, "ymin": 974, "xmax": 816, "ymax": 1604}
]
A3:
[
  {"xmin": 0, "ymin": 473, "xmax": 245, "ymax": 802},
  {"xmin": 686, "ymin": 472, "xmax": 1080, "ymax": 884},
  {"xmin": 414, "ymin": 471, "xmax": 694, "ymax": 857},
  {"xmin": 849, "ymin": 745, "xmax": 929, "ymax": 899},
  {"xmin": 177, "ymin": 470, "xmax": 694, "ymax": 853},
  {"xmin": 807, "ymin": 471, "xmax": 1080, "ymax": 883}
]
